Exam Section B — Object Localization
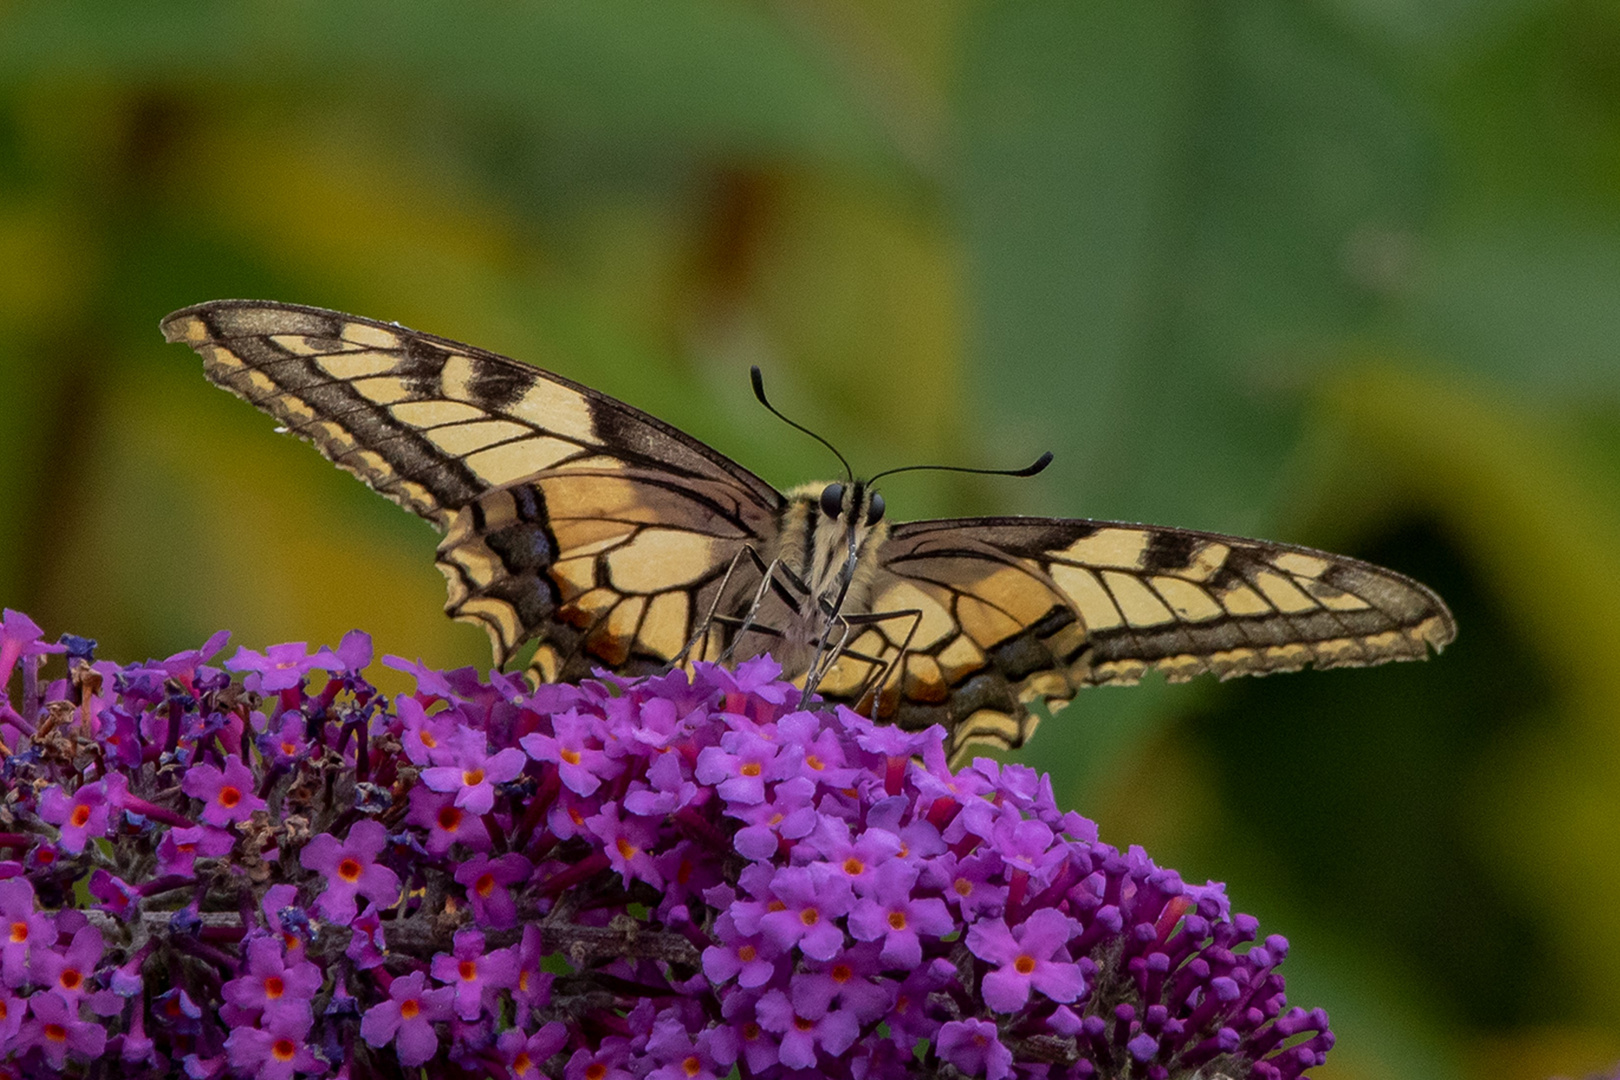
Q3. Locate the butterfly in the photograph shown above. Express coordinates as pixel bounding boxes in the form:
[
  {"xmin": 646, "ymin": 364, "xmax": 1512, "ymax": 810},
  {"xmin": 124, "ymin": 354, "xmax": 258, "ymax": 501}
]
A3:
[{"xmin": 162, "ymin": 300, "xmax": 1456, "ymax": 760}]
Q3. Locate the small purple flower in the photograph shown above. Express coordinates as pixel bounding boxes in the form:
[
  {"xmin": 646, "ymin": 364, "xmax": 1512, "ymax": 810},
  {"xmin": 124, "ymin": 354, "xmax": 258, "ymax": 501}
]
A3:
[
  {"xmin": 0, "ymin": 877, "xmax": 53, "ymax": 987},
  {"xmin": 222, "ymin": 937, "xmax": 322, "ymax": 1023},
  {"xmin": 430, "ymin": 929, "xmax": 518, "ymax": 1021},
  {"xmin": 359, "ymin": 969, "xmax": 454, "ymax": 1067},
  {"xmin": 224, "ymin": 1007, "xmax": 321, "ymax": 1080},
  {"xmin": 564, "ymin": 1042, "xmax": 636, "ymax": 1080},
  {"xmin": 755, "ymin": 986, "xmax": 858, "ymax": 1069},
  {"xmin": 18, "ymin": 988, "xmax": 107, "ymax": 1068},
  {"xmin": 622, "ymin": 749, "xmax": 697, "ymax": 816},
  {"xmin": 405, "ymin": 786, "xmax": 491, "ymax": 856},
  {"xmin": 937, "ymin": 1018, "xmax": 1013, "ymax": 1080},
  {"xmin": 586, "ymin": 802, "xmax": 664, "ymax": 888},
  {"xmin": 259, "ymin": 713, "xmax": 312, "ymax": 766},
  {"xmin": 396, "ymin": 694, "xmax": 462, "ymax": 766},
  {"xmin": 754, "ymin": 864, "xmax": 855, "ymax": 961},
  {"xmin": 157, "ymin": 823, "xmax": 236, "ymax": 877},
  {"xmin": 521, "ymin": 708, "xmax": 620, "ymax": 796},
  {"xmin": 181, "ymin": 754, "xmax": 268, "ymax": 826},
  {"xmin": 225, "ymin": 641, "xmax": 321, "ymax": 693},
  {"xmin": 311, "ymin": 628, "xmax": 373, "ymax": 674},
  {"xmin": 695, "ymin": 729, "xmax": 790, "ymax": 805},
  {"xmin": 0, "ymin": 608, "xmax": 65, "ymax": 690},
  {"xmin": 512, "ymin": 925, "xmax": 555, "ymax": 1014},
  {"xmin": 454, "ymin": 852, "xmax": 531, "ymax": 929},
  {"xmin": 298, "ymin": 819, "xmax": 401, "ymax": 923},
  {"xmin": 420, "ymin": 739, "xmax": 527, "ymax": 816},
  {"xmin": 498, "ymin": 1020, "xmax": 568, "ymax": 1078},
  {"xmin": 791, "ymin": 944, "xmax": 895, "ymax": 1024},
  {"xmin": 847, "ymin": 859, "xmax": 954, "ymax": 969},
  {"xmin": 645, "ymin": 1013, "xmax": 739, "ymax": 1080},
  {"xmin": 702, "ymin": 911, "xmax": 779, "ymax": 988},
  {"xmin": 967, "ymin": 908, "xmax": 1086, "ymax": 1013},
  {"xmin": 729, "ymin": 775, "xmax": 818, "ymax": 861},
  {"xmin": 38, "ymin": 779, "xmax": 114, "ymax": 854},
  {"xmin": 31, "ymin": 922, "xmax": 105, "ymax": 1005}
]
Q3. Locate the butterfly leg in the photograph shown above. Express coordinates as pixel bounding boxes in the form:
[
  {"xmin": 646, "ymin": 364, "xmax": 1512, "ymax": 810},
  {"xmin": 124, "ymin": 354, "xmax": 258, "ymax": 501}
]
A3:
[
  {"xmin": 718, "ymin": 557, "xmax": 814, "ymax": 666},
  {"xmin": 668, "ymin": 547, "xmax": 809, "ymax": 670},
  {"xmin": 801, "ymin": 607, "xmax": 922, "ymax": 711},
  {"xmin": 668, "ymin": 545, "xmax": 767, "ymax": 669}
]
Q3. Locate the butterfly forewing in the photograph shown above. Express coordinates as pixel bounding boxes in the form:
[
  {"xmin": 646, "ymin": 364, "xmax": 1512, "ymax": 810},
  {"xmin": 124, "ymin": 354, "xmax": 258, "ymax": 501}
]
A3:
[
  {"xmin": 164, "ymin": 300, "xmax": 1455, "ymax": 761},
  {"xmin": 161, "ymin": 300, "xmax": 782, "ymax": 674}
]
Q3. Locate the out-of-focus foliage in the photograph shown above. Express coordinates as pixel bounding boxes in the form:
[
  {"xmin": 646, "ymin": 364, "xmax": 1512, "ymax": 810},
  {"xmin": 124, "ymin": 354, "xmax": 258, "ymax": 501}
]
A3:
[{"xmin": 1, "ymin": 1, "xmax": 1617, "ymax": 1077}]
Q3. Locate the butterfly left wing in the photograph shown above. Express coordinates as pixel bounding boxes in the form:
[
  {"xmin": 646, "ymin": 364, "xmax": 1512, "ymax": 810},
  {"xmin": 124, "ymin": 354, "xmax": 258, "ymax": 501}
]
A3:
[
  {"xmin": 814, "ymin": 517, "xmax": 1456, "ymax": 759},
  {"xmin": 161, "ymin": 300, "xmax": 785, "ymax": 672}
]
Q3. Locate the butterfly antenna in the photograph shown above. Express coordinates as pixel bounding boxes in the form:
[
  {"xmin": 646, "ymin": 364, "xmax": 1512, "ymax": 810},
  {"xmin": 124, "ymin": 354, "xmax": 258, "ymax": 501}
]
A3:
[
  {"xmin": 750, "ymin": 366, "xmax": 853, "ymax": 481},
  {"xmin": 868, "ymin": 450, "xmax": 1053, "ymax": 484}
]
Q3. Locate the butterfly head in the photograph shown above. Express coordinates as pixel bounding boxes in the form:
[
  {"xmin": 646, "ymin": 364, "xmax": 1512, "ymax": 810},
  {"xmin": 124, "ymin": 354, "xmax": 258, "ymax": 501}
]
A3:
[{"xmin": 783, "ymin": 479, "xmax": 891, "ymax": 611}]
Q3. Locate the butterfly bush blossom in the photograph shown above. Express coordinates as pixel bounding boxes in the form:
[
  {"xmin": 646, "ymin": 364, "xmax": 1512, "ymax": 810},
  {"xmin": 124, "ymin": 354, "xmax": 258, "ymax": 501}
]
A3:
[{"xmin": 0, "ymin": 608, "xmax": 1333, "ymax": 1079}]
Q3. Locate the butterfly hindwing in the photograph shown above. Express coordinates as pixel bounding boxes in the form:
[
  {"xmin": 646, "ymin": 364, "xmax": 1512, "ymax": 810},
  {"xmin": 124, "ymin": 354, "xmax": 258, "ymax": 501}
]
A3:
[
  {"xmin": 439, "ymin": 466, "xmax": 775, "ymax": 677},
  {"xmin": 819, "ymin": 518, "xmax": 1456, "ymax": 759}
]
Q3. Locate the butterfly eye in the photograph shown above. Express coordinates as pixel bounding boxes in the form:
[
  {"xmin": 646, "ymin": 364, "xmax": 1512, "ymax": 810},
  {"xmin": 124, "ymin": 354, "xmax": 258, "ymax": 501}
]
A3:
[
  {"xmin": 866, "ymin": 492, "xmax": 885, "ymax": 526},
  {"xmin": 820, "ymin": 484, "xmax": 845, "ymax": 519}
]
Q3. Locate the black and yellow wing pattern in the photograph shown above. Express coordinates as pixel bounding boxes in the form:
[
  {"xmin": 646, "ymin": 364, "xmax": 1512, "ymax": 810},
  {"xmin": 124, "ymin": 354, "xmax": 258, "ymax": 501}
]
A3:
[
  {"xmin": 161, "ymin": 300, "xmax": 781, "ymax": 687},
  {"xmin": 163, "ymin": 300, "xmax": 1454, "ymax": 760},
  {"xmin": 815, "ymin": 518, "xmax": 1454, "ymax": 754}
]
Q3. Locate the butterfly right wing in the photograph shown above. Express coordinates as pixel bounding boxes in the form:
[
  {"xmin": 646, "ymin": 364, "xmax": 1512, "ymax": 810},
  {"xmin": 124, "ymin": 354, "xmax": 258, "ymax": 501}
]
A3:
[{"xmin": 816, "ymin": 517, "xmax": 1455, "ymax": 759}]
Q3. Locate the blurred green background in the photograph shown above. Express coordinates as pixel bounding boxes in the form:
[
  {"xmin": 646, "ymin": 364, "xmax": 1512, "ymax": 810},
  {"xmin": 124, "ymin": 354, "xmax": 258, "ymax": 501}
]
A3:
[{"xmin": 2, "ymin": 1, "xmax": 1619, "ymax": 1077}]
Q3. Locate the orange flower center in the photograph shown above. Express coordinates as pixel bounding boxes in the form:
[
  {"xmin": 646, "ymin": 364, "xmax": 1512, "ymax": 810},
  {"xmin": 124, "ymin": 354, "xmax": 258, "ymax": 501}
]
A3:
[
  {"xmin": 338, "ymin": 857, "xmax": 362, "ymax": 883},
  {"xmin": 954, "ymin": 877, "xmax": 973, "ymax": 897},
  {"xmin": 561, "ymin": 748, "xmax": 581, "ymax": 766},
  {"xmin": 888, "ymin": 911, "xmax": 908, "ymax": 931},
  {"xmin": 45, "ymin": 1022, "xmax": 67, "ymax": 1043},
  {"xmin": 264, "ymin": 976, "xmax": 284, "ymax": 999},
  {"xmin": 740, "ymin": 762, "xmax": 761, "ymax": 777},
  {"xmin": 462, "ymin": 768, "xmax": 485, "ymax": 787},
  {"xmin": 806, "ymin": 755, "xmax": 825, "ymax": 771},
  {"xmin": 438, "ymin": 807, "xmax": 463, "ymax": 830},
  {"xmin": 682, "ymin": 1056, "xmax": 702, "ymax": 1077},
  {"xmin": 586, "ymin": 1064, "xmax": 608, "ymax": 1080},
  {"xmin": 831, "ymin": 963, "xmax": 853, "ymax": 983},
  {"xmin": 737, "ymin": 944, "xmax": 757, "ymax": 962},
  {"xmin": 219, "ymin": 786, "xmax": 242, "ymax": 809},
  {"xmin": 476, "ymin": 873, "xmax": 495, "ymax": 897},
  {"xmin": 400, "ymin": 999, "xmax": 420, "ymax": 1020},
  {"xmin": 459, "ymin": 959, "xmax": 477, "ymax": 981},
  {"xmin": 59, "ymin": 968, "xmax": 81, "ymax": 991},
  {"xmin": 70, "ymin": 805, "xmax": 91, "ymax": 828},
  {"xmin": 273, "ymin": 1038, "xmax": 297, "ymax": 1061},
  {"xmin": 1014, "ymin": 955, "xmax": 1036, "ymax": 975},
  {"xmin": 842, "ymin": 857, "xmax": 864, "ymax": 876},
  {"xmin": 9, "ymin": 921, "xmax": 27, "ymax": 944},
  {"xmin": 799, "ymin": 908, "xmax": 819, "ymax": 926},
  {"xmin": 617, "ymin": 837, "xmax": 638, "ymax": 860}
]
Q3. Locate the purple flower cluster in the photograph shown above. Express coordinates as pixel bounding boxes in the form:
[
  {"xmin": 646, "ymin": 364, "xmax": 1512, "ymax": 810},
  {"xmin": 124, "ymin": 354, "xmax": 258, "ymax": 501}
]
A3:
[{"xmin": 0, "ymin": 608, "xmax": 1333, "ymax": 1078}]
